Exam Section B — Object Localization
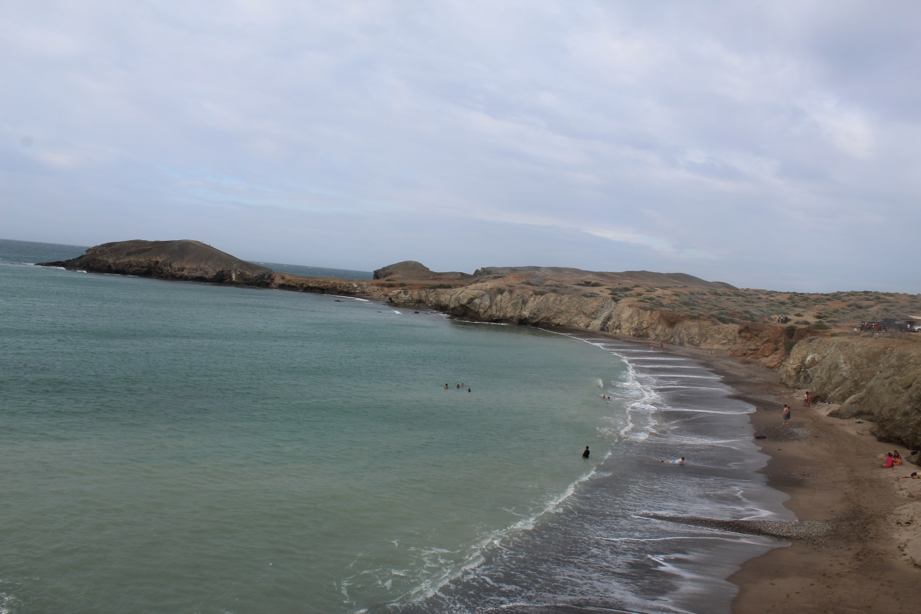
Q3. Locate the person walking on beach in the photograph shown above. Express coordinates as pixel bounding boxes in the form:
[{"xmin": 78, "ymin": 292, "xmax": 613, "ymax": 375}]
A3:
[
  {"xmin": 803, "ymin": 391, "xmax": 812, "ymax": 407},
  {"xmin": 582, "ymin": 446, "xmax": 590, "ymax": 459},
  {"xmin": 782, "ymin": 404, "xmax": 791, "ymax": 426}
]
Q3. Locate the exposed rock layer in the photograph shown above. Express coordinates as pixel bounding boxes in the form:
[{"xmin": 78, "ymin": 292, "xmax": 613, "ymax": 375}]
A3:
[{"xmin": 781, "ymin": 337, "xmax": 921, "ymax": 446}]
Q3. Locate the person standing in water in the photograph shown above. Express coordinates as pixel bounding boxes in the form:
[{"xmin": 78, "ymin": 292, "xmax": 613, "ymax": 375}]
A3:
[{"xmin": 582, "ymin": 446, "xmax": 590, "ymax": 459}]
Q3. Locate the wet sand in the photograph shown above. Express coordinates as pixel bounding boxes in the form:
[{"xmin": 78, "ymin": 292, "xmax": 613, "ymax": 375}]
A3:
[{"xmin": 662, "ymin": 344, "xmax": 921, "ymax": 613}]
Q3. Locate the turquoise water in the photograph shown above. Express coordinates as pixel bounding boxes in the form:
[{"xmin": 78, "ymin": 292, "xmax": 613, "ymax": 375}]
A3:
[{"xmin": 0, "ymin": 240, "xmax": 635, "ymax": 613}]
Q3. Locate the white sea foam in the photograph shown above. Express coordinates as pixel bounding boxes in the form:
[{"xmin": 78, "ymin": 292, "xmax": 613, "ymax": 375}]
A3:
[
  {"xmin": 626, "ymin": 357, "xmax": 693, "ymax": 362},
  {"xmin": 400, "ymin": 465, "xmax": 601, "ymax": 606},
  {"xmin": 652, "ymin": 373, "xmax": 722, "ymax": 380},
  {"xmin": 660, "ymin": 407, "xmax": 751, "ymax": 416},
  {"xmin": 601, "ymin": 534, "xmax": 767, "ymax": 545},
  {"xmin": 458, "ymin": 320, "xmax": 509, "ymax": 326},
  {"xmin": 332, "ymin": 295, "xmax": 370, "ymax": 302},
  {"xmin": 632, "ymin": 364, "xmax": 710, "ymax": 370}
]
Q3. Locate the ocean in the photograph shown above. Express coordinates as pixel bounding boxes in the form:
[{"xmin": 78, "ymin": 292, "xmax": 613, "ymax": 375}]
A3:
[{"xmin": 0, "ymin": 239, "xmax": 789, "ymax": 613}]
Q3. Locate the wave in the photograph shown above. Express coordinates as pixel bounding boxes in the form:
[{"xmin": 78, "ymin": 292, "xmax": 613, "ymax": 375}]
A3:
[
  {"xmin": 331, "ymin": 295, "xmax": 370, "ymax": 302},
  {"xmin": 456, "ymin": 320, "xmax": 510, "ymax": 326},
  {"xmin": 396, "ymin": 465, "xmax": 601, "ymax": 608}
]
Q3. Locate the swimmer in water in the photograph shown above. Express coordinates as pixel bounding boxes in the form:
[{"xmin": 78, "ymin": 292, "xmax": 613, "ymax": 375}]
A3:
[
  {"xmin": 582, "ymin": 446, "xmax": 590, "ymax": 459},
  {"xmin": 661, "ymin": 457, "xmax": 685, "ymax": 464}
]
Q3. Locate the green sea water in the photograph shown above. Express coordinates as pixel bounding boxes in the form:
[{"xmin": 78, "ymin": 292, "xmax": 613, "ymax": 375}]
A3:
[{"xmin": 0, "ymin": 240, "xmax": 633, "ymax": 613}]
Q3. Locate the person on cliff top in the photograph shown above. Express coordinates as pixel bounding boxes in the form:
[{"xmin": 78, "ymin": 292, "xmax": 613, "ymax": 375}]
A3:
[{"xmin": 782, "ymin": 404, "xmax": 792, "ymax": 426}]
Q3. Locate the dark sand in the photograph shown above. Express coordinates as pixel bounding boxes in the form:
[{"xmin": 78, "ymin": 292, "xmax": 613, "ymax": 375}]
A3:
[{"xmin": 662, "ymin": 344, "xmax": 921, "ymax": 613}]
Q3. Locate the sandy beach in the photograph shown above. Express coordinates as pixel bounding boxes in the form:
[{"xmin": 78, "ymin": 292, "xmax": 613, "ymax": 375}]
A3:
[{"xmin": 662, "ymin": 344, "xmax": 921, "ymax": 613}]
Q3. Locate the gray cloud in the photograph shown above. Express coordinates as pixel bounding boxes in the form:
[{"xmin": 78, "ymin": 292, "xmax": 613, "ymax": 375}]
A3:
[{"xmin": 1, "ymin": 0, "xmax": 918, "ymax": 291}]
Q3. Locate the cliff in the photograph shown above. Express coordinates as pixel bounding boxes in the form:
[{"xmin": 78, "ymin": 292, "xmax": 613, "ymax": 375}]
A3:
[
  {"xmin": 387, "ymin": 284, "xmax": 740, "ymax": 349},
  {"xmin": 41, "ymin": 240, "xmax": 276, "ymax": 286},
  {"xmin": 781, "ymin": 337, "xmax": 921, "ymax": 446}
]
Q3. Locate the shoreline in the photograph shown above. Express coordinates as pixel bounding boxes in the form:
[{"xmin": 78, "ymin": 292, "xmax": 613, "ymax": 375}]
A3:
[
  {"xmin": 659, "ymin": 341, "xmax": 921, "ymax": 612},
  {"xmin": 554, "ymin": 326, "xmax": 920, "ymax": 612}
]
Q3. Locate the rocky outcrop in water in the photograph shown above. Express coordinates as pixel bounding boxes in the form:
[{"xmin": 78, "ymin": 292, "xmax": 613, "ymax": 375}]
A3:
[{"xmin": 40, "ymin": 240, "xmax": 276, "ymax": 286}]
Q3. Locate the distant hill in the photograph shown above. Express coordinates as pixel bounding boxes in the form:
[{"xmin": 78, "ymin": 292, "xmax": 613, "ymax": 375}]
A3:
[
  {"xmin": 39, "ymin": 239, "xmax": 275, "ymax": 286},
  {"xmin": 471, "ymin": 266, "xmax": 736, "ymax": 290}
]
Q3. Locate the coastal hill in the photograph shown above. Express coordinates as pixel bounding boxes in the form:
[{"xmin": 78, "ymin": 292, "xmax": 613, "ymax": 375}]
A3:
[
  {"xmin": 40, "ymin": 239, "xmax": 921, "ymax": 451},
  {"xmin": 40, "ymin": 239, "xmax": 276, "ymax": 286}
]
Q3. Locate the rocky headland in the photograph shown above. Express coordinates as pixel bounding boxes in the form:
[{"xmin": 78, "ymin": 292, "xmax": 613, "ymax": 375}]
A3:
[
  {"xmin": 40, "ymin": 239, "xmax": 276, "ymax": 286},
  {"xmin": 41, "ymin": 239, "xmax": 921, "ymax": 451}
]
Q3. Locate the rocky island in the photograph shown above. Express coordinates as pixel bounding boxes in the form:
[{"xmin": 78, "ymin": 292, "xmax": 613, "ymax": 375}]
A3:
[{"xmin": 40, "ymin": 239, "xmax": 276, "ymax": 286}]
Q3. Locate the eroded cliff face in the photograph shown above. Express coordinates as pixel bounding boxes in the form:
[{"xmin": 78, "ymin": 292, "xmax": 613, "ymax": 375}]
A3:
[
  {"xmin": 781, "ymin": 338, "xmax": 921, "ymax": 447},
  {"xmin": 386, "ymin": 284, "xmax": 739, "ymax": 349}
]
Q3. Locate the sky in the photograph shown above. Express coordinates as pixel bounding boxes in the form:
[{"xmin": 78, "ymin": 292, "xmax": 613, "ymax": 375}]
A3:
[{"xmin": 2, "ymin": 1, "xmax": 919, "ymax": 292}]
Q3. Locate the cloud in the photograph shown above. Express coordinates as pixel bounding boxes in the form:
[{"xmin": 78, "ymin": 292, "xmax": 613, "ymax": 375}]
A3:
[{"xmin": 1, "ymin": 0, "xmax": 919, "ymax": 292}]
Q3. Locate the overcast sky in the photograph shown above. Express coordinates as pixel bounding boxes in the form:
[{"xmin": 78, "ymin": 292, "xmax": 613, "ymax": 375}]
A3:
[{"xmin": 2, "ymin": 1, "xmax": 918, "ymax": 292}]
